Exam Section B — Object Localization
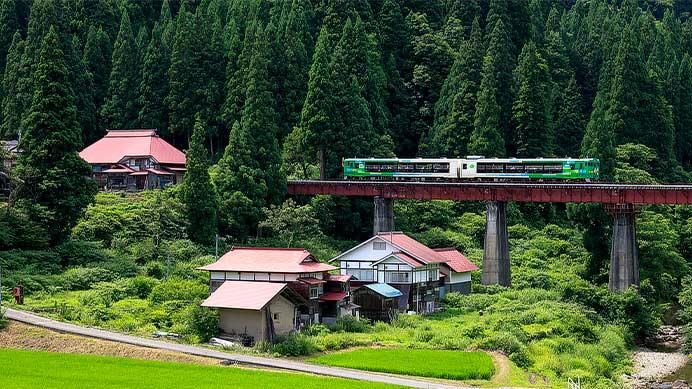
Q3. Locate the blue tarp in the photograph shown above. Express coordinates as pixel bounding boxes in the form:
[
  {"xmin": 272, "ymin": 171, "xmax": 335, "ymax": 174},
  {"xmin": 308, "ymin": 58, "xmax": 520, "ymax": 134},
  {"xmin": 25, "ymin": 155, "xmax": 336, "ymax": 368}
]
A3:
[{"xmin": 364, "ymin": 283, "xmax": 403, "ymax": 298}]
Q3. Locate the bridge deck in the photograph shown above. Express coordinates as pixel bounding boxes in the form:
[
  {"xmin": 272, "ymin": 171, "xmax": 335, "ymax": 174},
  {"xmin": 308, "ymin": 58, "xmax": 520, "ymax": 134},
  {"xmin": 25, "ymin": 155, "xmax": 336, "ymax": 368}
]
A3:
[{"xmin": 287, "ymin": 180, "xmax": 692, "ymax": 205}]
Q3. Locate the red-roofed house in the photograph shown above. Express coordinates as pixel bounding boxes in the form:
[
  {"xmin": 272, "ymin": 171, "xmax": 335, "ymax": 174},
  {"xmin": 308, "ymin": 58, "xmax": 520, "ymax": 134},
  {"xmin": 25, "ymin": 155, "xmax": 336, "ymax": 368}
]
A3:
[
  {"xmin": 199, "ymin": 247, "xmax": 356, "ymax": 327},
  {"xmin": 332, "ymin": 232, "xmax": 478, "ymax": 314},
  {"xmin": 79, "ymin": 129, "xmax": 186, "ymax": 191}
]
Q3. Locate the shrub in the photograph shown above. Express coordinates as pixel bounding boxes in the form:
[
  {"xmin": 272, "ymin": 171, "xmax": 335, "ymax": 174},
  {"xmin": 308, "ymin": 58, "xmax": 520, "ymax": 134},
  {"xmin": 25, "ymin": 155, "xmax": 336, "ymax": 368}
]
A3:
[
  {"xmin": 53, "ymin": 240, "xmax": 110, "ymax": 267},
  {"xmin": 118, "ymin": 276, "xmax": 158, "ymax": 299},
  {"xmin": 302, "ymin": 323, "xmax": 330, "ymax": 337},
  {"xmin": 329, "ymin": 315, "xmax": 371, "ymax": 333},
  {"xmin": 442, "ymin": 292, "xmax": 495, "ymax": 311},
  {"xmin": 391, "ymin": 314, "xmax": 423, "ymax": 329},
  {"xmin": 260, "ymin": 334, "xmax": 315, "ymax": 356},
  {"xmin": 188, "ymin": 306, "xmax": 219, "ymax": 342},
  {"xmin": 0, "ymin": 307, "xmax": 7, "ymax": 329},
  {"xmin": 148, "ymin": 278, "xmax": 208, "ymax": 303},
  {"xmin": 79, "ymin": 282, "xmax": 128, "ymax": 307},
  {"xmin": 61, "ymin": 267, "xmax": 116, "ymax": 290},
  {"xmin": 94, "ymin": 257, "xmax": 140, "ymax": 278}
]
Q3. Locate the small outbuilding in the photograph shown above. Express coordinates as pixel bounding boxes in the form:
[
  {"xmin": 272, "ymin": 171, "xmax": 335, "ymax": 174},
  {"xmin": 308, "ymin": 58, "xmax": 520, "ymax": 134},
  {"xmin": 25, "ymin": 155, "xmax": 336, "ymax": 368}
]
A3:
[
  {"xmin": 201, "ymin": 281, "xmax": 305, "ymax": 344},
  {"xmin": 352, "ymin": 283, "xmax": 403, "ymax": 322}
]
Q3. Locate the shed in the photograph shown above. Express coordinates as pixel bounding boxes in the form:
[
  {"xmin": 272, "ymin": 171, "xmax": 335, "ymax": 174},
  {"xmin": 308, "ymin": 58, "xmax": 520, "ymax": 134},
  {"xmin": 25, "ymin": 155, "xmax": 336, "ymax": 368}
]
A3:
[
  {"xmin": 351, "ymin": 283, "xmax": 403, "ymax": 322},
  {"xmin": 201, "ymin": 281, "xmax": 305, "ymax": 343}
]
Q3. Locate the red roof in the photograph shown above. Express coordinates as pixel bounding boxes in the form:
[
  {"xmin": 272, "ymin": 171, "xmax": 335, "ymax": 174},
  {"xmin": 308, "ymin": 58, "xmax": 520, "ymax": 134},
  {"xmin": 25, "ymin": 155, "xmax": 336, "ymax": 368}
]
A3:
[
  {"xmin": 433, "ymin": 248, "xmax": 479, "ymax": 273},
  {"xmin": 391, "ymin": 252, "xmax": 425, "ymax": 267},
  {"xmin": 325, "ymin": 274, "xmax": 352, "ymax": 283},
  {"xmin": 201, "ymin": 281, "xmax": 286, "ymax": 310},
  {"xmin": 199, "ymin": 247, "xmax": 337, "ymax": 273},
  {"xmin": 79, "ymin": 129, "xmax": 186, "ymax": 165},
  {"xmin": 147, "ymin": 168, "xmax": 174, "ymax": 175},
  {"xmin": 377, "ymin": 232, "xmax": 447, "ymax": 264},
  {"xmin": 298, "ymin": 277, "xmax": 326, "ymax": 285},
  {"xmin": 319, "ymin": 291, "xmax": 349, "ymax": 302}
]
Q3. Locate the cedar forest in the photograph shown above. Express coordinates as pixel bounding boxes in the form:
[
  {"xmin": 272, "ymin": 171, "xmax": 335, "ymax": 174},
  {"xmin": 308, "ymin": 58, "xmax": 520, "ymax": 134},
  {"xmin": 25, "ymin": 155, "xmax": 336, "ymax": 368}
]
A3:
[{"xmin": 0, "ymin": 0, "xmax": 692, "ymax": 387}]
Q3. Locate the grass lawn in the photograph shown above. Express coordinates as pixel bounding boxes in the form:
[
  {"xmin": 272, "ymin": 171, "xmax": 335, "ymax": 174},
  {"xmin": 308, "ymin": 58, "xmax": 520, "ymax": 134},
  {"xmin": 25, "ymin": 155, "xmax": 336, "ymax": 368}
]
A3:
[
  {"xmin": 308, "ymin": 348, "xmax": 495, "ymax": 380},
  {"xmin": 0, "ymin": 348, "xmax": 399, "ymax": 389}
]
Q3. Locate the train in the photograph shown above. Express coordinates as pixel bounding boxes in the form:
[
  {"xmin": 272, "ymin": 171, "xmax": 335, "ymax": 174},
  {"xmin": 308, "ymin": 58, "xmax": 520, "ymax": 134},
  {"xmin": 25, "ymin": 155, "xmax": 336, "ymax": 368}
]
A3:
[{"xmin": 343, "ymin": 156, "xmax": 600, "ymax": 181}]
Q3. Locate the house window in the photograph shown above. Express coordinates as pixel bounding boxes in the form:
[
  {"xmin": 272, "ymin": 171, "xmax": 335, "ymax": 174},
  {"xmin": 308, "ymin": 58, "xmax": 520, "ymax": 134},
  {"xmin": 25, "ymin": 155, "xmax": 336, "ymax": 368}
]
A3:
[
  {"xmin": 309, "ymin": 284, "xmax": 322, "ymax": 299},
  {"xmin": 428, "ymin": 269, "xmax": 438, "ymax": 281},
  {"xmin": 373, "ymin": 241, "xmax": 386, "ymax": 250},
  {"xmin": 345, "ymin": 269, "xmax": 374, "ymax": 281},
  {"xmin": 387, "ymin": 272, "xmax": 410, "ymax": 283},
  {"xmin": 273, "ymin": 313, "xmax": 280, "ymax": 320}
]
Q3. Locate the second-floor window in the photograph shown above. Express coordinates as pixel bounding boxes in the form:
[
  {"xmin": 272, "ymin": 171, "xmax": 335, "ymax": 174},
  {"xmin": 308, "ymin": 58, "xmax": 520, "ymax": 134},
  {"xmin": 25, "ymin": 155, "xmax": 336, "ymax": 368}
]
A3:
[
  {"xmin": 309, "ymin": 284, "xmax": 323, "ymax": 299},
  {"xmin": 387, "ymin": 272, "xmax": 410, "ymax": 283},
  {"xmin": 373, "ymin": 241, "xmax": 386, "ymax": 250}
]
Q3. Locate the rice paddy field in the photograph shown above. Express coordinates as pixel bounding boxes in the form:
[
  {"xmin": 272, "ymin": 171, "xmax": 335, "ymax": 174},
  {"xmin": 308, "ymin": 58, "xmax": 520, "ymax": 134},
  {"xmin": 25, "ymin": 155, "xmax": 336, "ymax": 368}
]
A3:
[
  {"xmin": 0, "ymin": 348, "xmax": 398, "ymax": 389},
  {"xmin": 308, "ymin": 348, "xmax": 495, "ymax": 380}
]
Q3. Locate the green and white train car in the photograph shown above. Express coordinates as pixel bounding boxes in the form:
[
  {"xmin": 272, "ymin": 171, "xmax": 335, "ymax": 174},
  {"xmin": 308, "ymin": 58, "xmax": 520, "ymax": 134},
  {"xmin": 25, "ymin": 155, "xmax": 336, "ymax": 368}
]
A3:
[{"xmin": 343, "ymin": 157, "xmax": 600, "ymax": 181}]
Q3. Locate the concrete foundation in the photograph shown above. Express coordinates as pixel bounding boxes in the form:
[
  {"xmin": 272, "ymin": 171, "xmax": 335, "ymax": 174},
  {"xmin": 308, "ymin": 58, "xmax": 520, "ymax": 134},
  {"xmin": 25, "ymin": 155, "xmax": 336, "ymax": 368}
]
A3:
[
  {"xmin": 373, "ymin": 197, "xmax": 394, "ymax": 234},
  {"xmin": 609, "ymin": 205, "xmax": 639, "ymax": 292},
  {"xmin": 482, "ymin": 201, "xmax": 511, "ymax": 286}
]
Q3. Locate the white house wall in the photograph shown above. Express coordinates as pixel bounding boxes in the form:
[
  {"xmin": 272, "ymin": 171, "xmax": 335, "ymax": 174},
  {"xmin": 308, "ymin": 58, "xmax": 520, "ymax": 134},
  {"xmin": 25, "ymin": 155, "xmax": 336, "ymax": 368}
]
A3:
[{"xmin": 449, "ymin": 271, "xmax": 471, "ymax": 284}]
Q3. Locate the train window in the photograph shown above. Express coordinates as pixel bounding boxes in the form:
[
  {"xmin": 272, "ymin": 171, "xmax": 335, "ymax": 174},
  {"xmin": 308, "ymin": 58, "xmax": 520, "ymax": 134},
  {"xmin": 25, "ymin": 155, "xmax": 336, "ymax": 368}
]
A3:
[
  {"xmin": 432, "ymin": 163, "xmax": 450, "ymax": 173},
  {"xmin": 477, "ymin": 163, "xmax": 503, "ymax": 173},
  {"xmin": 544, "ymin": 164, "xmax": 563, "ymax": 173},
  {"xmin": 463, "ymin": 164, "xmax": 467, "ymax": 169},
  {"xmin": 505, "ymin": 164, "xmax": 525, "ymax": 173}
]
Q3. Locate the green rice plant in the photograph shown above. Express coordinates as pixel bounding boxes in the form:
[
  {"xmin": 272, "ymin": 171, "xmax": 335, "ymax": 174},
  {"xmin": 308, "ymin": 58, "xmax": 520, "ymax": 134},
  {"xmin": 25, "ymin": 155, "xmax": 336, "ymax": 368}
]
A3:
[{"xmin": 309, "ymin": 349, "xmax": 495, "ymax": 380}]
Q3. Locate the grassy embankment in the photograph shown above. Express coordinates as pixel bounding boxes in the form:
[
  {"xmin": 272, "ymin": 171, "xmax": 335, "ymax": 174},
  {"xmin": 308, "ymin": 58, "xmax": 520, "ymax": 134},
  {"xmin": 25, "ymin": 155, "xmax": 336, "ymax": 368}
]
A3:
[
  {"xmin": 0, "ymin": 348, "xmax": 398, "ymax": 389},
  {"xmin": 308, "ymin": 349, "xmax": 494, "ymax": 380}
]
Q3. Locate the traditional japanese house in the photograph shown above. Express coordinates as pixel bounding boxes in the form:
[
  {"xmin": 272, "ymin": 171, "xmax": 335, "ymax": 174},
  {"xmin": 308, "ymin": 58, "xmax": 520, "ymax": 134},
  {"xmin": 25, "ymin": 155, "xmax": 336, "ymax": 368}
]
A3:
[
  {"xmin": 332, "ymin": 232, "xmax": 478, "ymax": 313},
  {"xmin": 79, "ymin": 129, "xmax": 186, "ymax": 191},
  {"xmin": 199, "ymin": 247, "xmax": 355, "ymax": 327}
]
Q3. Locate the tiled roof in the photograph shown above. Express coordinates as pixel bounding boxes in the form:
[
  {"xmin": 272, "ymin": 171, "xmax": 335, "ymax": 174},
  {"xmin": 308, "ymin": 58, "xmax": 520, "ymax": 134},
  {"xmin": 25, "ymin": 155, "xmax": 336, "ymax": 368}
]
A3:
[
  {"xmin": 433, "ymin": 248, "xmax": 479, "ymax": 273},
  {"xmin": 201, "ymin": 281, "xmax": 286, "ymax": 310},
  {"xmin": 198, "ymin": 247, "xmax": 337, "ymax": 273},
  {"xmin": 319, "ymin": 291, "xmax": 349, "ymax": 302},
  {"xmin": 79, "ymin": 129, "xmax": 186, "ymax": 165},
  {"xmin": 298, "ymin": 277, "xmax": 326, "ymax": 285},
  {"xmin": 377, "ymin": 232, "xmax": 447, "ymax": 264}
]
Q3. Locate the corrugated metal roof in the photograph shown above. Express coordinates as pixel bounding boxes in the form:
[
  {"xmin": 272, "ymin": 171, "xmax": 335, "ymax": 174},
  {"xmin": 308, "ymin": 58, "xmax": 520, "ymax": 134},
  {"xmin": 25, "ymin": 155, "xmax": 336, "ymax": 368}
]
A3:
[
  {"xmin": 199, "ymin": 247, "xmax": 337, "ymax": 273},
  {"xmin": 364, "ymin": 283, "xmax": 403, "ymax": 298},
  {"xmin": 201, "ymin": 281, "xmax": 286, "ymax": 310},
  {"xmin": 325, "ymin": 274, "xmax": 352, "ymax": 282},
  {"xmin": 79, "ymin": 129, "xmax": 186, "ymax": 165},
  {"xmin": 376, "ymin": 232, "xmax": 447, "ymax": 264},
  {"xmin": 433, "ymin": 248, "xmax": 479, "ymax": 273},
  {"xmin": 319, "ymin": 291, "xmax": 348, "ymax": 302}
]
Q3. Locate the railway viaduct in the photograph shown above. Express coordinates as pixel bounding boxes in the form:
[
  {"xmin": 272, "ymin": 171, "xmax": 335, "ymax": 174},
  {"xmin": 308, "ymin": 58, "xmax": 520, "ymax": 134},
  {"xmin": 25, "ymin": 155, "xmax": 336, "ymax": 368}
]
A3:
[{"xmin": 287, "ymin": 181, "xmax": 692, "ymax": 292}]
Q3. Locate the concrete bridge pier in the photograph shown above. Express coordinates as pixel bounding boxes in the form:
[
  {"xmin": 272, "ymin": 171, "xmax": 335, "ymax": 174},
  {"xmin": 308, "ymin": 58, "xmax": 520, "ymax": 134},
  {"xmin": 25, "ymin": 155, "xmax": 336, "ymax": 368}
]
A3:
[
  {"xmin": 373, "ymin": 196, "xmax": 394, "ymax": 234},
  {"xmin": 482, "ymin": 201, "xmax": 511, "ymax": 286},
  {"xmin": 608, "ymin": 204, "xmax": 639, "ymax": 292}
]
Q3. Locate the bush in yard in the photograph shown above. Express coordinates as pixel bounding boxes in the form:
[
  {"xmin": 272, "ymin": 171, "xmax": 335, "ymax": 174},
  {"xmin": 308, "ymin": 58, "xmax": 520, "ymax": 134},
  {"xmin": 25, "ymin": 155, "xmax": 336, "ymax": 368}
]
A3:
[
  {"xmin": 441, "ymin": 292, "xmax": 494, "ymax": 312},
  {"xmin": 329, "ymin": 315, "xmax": 371, "ymax": 333},
  {"xmin": 53, "ymin": 240, "xmax": 110, "ymax": 267},
  {"xmin": 61, "ymin": 267, "xmax": 116, "ymax": 290},
  {"xmin": 93, "ymin": 257, "xmax": 140, "ymax": 278},
  {"xmin": 188, "ymin": 306, "xmax": 219, "ymax": 342},
  {"xmin": 302, "ymin": 323, "xmax": 330, "ymax": 336},
  {"xmin": 148, "ymin": 278, "xmax": 208, "ymax": 304},
  {"xmin": 0, "ymin": 307, "xmax": 7, "ymax": 329}
]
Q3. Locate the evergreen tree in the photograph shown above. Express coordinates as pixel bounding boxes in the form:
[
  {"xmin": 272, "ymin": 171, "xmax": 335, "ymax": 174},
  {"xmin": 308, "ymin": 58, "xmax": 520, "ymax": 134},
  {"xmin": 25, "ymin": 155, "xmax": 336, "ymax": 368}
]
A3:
[
  {"xmin": 554, "ymin": 76, "xmax": 585, "ymax": 158},
  {"xmin": 68, "ymin": 35, "xmax": 98, "ymax": 145},
  {"xmin": 484, "ymin": 20, "xmax": 515, "ymax": 155},
  {"xmin": 582, "ymin": 69, "xmax": 617, "ymax": 179},
  {"xmin": 512, "ymin": 41, "xmax": 552, "ymax": 157},
  {"xmin": 675, "ymin": 54, "xmax": 692, "ymax": 169},
  {"xmin": 443, "ymin": 0, "xmax": 479, "ymax": 49},
  {"xmin": 1, "ymin": 32, "xmax": 26, "ymax": 139},
  {"xmin": 407, "ymin": 12, "xmax": 453, "ymax": 151},
  {"xmin": 83, "ymin": 26, "xmax": 112, "ymax": 136},
  {"xmin": 238, "ymin": 22, "xmax": 284, "ymax": 205},
  {"xmin": 426, "ymin": 18, "xmax": 483, "ymax": 157},
  {"xmin": 0, "ymin": 0, "xmax": 18, "ymax": 75},
  {"xmin": 288, "ymin": 25, "xmax": 332, "ymax": 179},
  {"xmin": 14, "ymin": 27, "xmax": 97, "ymax": 244},
  {"xmin": 166, "ymin": 5, "xmax": 197, "ymax": 144},
  {"xmin": 101, "ymin": 10, "xmax": 140, "ymax": 129},
  {"xmin": 139, "ymin": 22, "xmax": 170, "ymax": 137},
  {"xmin": 469, "ymin": 54, "xmax": 505, "ymax": 157},
  {"xmin": 181, "ymin": 114, "xmax": 217, "ymax": 245},
  {"xmin": 221, "ymin": 20, "xmax": 244, "ymax": 129}
]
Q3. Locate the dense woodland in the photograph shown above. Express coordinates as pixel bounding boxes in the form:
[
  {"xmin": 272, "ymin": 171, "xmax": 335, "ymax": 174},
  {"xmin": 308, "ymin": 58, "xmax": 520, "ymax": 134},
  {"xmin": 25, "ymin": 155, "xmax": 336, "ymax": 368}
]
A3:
[{"xmin": 0, "ymin": 0, "xmax": 692, "ymax": 386}]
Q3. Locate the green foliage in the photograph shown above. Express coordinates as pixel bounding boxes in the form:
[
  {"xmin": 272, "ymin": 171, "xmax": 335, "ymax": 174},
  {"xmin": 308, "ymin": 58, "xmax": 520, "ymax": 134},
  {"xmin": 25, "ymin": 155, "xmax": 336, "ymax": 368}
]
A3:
[
  {"xmin": 13, "ymin": 26, "xmax": 97, "ymax": 244},
  {"xmin": 61, "ymin": 267, "xmax": 116, "ymax": 290},
  {"xmin": 148, "ymin": 278, "xmax": 207, "ymax": 304},
  {"xmin": 186, "ymin": 306, "xmax": 219, "ymax": 342},
  {"xmin": 259, "ymin": 199, "xmax": 322, "ymax": 247},
  {"xmin": 329, "ymin": 315, "xmax": 372, "ymax": 333},
  {"xmin": 101, "ymin": 9, "xmax": 140, "ymax": 129},
  {"xmin": 181, "ymin": 115, "xmax": 217, "ymax": 245},
  {"xmin": 258, "ymin": 333, "xmax": 315, "ymax": 357}
]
